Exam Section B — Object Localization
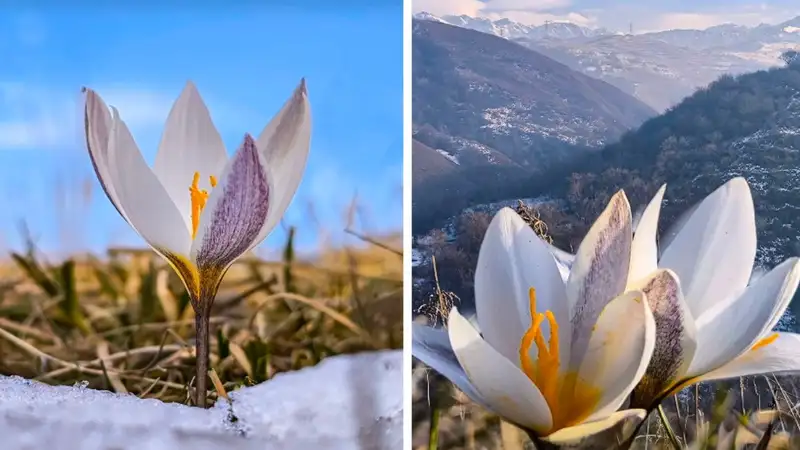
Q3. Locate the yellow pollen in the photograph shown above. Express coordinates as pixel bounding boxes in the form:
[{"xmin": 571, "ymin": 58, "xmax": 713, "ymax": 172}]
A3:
[
  {"xmin": 189, "ymin": 172, "xmax": 218, "ymax": 239},
  {"xmin": 750, "ymin": 333, "xmax": 779, "ymax": 352},
  {"xmin": 519, "ymin": 287, "xmax": 601, "ymax": 433}
]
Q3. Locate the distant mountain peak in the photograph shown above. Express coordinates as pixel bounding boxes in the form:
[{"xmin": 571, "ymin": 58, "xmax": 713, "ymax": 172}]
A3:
[{"xmin": 413, "ymin": 11, "xmax": 606, "ymax": 41}]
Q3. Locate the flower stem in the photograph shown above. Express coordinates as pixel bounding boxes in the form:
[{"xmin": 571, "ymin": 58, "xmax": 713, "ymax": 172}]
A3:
[
  {"xmin": 427, "ymin": 405, "xmax": 440, "ymax": 450},
  {"xmin": 195, "ymin": 311, "xmax": 210, "ymax": 408}
]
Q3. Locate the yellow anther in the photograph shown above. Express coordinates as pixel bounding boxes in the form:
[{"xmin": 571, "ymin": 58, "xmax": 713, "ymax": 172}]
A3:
[
  {"xmin": 751, "ymin": 333, "xmax": 779, "ymax": 352},
  {"xmin": 189, "ymin": 172, "xmax": 217, "ymax": 239},
  {"xmin": 518, "ymin": 286, "xmax": 601, "ymax": 433}
]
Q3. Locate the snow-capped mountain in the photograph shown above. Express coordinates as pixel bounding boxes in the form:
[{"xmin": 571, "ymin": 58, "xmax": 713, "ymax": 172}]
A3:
[
  {"xmin": 414, "ymin": 12, "xmax": 608, "ymax": 41},
  {"xmin": 414, "ymin": 11, "xmax": 800, "ymax": 111}
]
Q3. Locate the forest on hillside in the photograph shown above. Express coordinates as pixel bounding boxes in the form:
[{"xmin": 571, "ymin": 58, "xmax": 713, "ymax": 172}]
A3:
[{"xmin": 414, "ymin": 54, "xmax": 800, "ymax": 315}]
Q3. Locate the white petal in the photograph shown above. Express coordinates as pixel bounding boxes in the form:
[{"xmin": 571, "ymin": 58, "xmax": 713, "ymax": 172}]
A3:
[
  {"xmin": 659, "ymin": 177, "xmax": 756, "ymax": 319},
  {"xmin": 547, "ymin": 242, "xmax": 574, "ymax": 283},
  {"xmin": 191, "ymin": 134, "xmax": 270, "ymax": 270},
  {"xmin": 696, "ymin": 333, "xmax": 800, "ymax": 382},
  {"xmin": 567, "ymin": 191, "xmax": 632, "ymax": 371},
  {"xmin": 448, "ymin": 308, "xmax": 553, "ymax": 433},
  {"xmin": 688, "ymin": 258, "xmax": 800, "ymax": 377},
  {"xmin": 629, "ymin": 269, "xmax": 696, "ymax": 409},
  {"xmin": 250, "ymin": 79, "xmax": 312, "ymax": 251},
  {"xmin": 543, "ymin": 409, "xmax": 646, "ymax": 447},
  {"xmin": 577, "ymin": 290, "xmax": 655, "ymax": 422},
  {"xmin": 83, "ymin": 88, "xmax": 129, "ymax": 223},
  {"xmin": 153, "ymin": 81, "xmax": 228, "ymax": 227},
  {"xmin": 474, "ymin": 208, "xmax": 570, "ymax": 367},
  {"xmin": 106, "ymin": 108, "xmax": 192, "ymax": 257},
  {"xmin": 411, "ymin": 323, "xmax": 490, "ymax": 409},
  {"xmin": 627, "ymin": 184, "xmax": 665, "ymax": 288}
]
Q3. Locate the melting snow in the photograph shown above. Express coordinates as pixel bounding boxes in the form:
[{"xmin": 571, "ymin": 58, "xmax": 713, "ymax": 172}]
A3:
[
  {"xmin": 0, "ymin": 351, "xmax": 402, "ymax": 450},
  {"xmin": 435, "ymin": 148, "xmax": 460, "ymax": 165}
]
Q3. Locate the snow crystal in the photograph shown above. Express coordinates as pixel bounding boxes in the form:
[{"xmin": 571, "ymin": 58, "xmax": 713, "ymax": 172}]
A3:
[{"xmin": 0, "ymin": 350, "xmax": 403, "ymax": 450}]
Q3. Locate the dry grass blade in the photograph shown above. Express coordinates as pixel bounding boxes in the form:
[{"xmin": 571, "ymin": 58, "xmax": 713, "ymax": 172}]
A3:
[{"xmin": 0, "ymin": 223, "xmax": 401, "ymax": 406}]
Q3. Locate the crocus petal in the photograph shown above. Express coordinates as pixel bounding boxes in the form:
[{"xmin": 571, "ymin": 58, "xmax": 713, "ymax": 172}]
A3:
[
  {"xmin": 84, "ymin": 89, "xmax": 130, "ymax": 224},
  {"xmin": 250, "ymin": 79, "xmax": 312, "ymax": 252},
  {"xmin": 153, "ymin": 81, "xmax": 228, "ymax": 224},
  {"xmin": 577, "ymin": 290, "xmax": 655, "ymax": 422},
  {"xmin": 190, "ymin": 134, "xmax": 270, "ymax": 296},
  {"xmin": 474, "ymin": 208, "xmax": 570, "ymax": 367},
  {"xmin": 542, "ymin": 409, "xmax": 646, "ymax": 449},
  {"xmin": 547, "ymin": 242, "xmax": 575, "ymax": 283},
  {"xmin": 696, "ymin": 333, "xmax": 800, "ymax": 382},
  {"xmin": 627, "ymin": 184, "xmax": 665, "ymax": 288},
  {"xmin": 411, "ymin": 323, "xmax": 490, "ymax": 409},
  {"xmin": 566, "ymin": 191, "xmax": 632, "ymax": 371},
  {"xmin": 630, "ymin": 269, "xmax": 697, "ymax": 409},
  {"xmin": 659, "ymin": 177, "xmax": 756, "ymax": 319},
  {"xmin": 448, "ymin": 308, "xmax": 553, "ymax": 433},
  {"xmin": 106, "ymin": 108, "xmax": 191, "ymax": 257},
  {"xmin": 687, "ymin": 258, "xmax": 800, "ymax": 377}
]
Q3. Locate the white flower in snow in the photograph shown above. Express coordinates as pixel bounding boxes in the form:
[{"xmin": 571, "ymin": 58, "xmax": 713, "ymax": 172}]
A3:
[
  {"xmin": 83, "ymin": 80, "xmax": 311, "ymax": 308},
  {"xmin": 414, "ymin": 192, "xmax": 656, "ymax": 445}
]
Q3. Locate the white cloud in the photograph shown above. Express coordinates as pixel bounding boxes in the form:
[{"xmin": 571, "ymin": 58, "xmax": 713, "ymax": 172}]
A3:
[
  {"xmin": 413, "ymin": 0, "xmax": 485, "ymax": 17},
  {"xmin": 416, "ymin": 0, "xmax": 800, "ymax": 32},
  {"xmin": 0, "ymin": 83, "xmax": 174, "ymax": 151},
  {"xmin": 648, "ymin": 9, "xmax": 798, "ymax": 31}
]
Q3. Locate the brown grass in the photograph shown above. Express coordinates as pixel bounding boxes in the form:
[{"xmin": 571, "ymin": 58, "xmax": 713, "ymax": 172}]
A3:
[{"xmin": 0, "ymin": 227, "xmax": 402, "ymax": 406}]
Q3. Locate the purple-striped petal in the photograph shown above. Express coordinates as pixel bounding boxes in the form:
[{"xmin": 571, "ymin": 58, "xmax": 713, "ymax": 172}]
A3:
[
  {"xmin": 190, "ymin": 134, "xmax": 270, "ymax": 289},
  {"xmin": 566, "ymin": 191, "xmax": 632, "ymax": 371},
  {"xmin": 630, "ymin": 269, "xmax": 696, "ymax": 408}
]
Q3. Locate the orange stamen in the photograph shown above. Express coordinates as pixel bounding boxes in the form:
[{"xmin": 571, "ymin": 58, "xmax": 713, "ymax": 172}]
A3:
[{"xmin": 189, "ymin": 172, "xmax": 217, "ymax": 239}]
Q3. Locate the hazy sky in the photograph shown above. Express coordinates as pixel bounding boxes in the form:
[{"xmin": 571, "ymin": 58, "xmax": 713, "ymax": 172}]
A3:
[
  {"xmin": 413, "ymin": 0, "xmax": 800, "ymax": 33},
  {"xmin": 0, "ymin": 2, "xmax": 402, "ymax": 256}
]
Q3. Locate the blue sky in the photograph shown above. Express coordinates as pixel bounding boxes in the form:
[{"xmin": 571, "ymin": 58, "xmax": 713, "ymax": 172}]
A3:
[
  {"xmin": 0, "ymin": 3, "xmax": 402, "ymax": 257},
  {"xmin": 415, "ymin": 0, "xmax": 800, "ymax": 32}
]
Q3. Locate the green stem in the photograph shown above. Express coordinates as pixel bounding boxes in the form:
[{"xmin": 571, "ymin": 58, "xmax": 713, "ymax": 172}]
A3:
[
  {"xmin": 658, "ymin": 404, "xmax": 682, "ymax": 450},
  {"xmin": 428, "ymin": 406, "xmax": 441, "ymax": 450},
  {"xmin": 195, "ymin": 312, "xmax": 210, "ymax": 408}
]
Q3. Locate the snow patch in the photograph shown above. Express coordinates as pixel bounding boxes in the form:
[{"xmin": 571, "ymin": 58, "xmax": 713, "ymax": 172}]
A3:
[
  {"xmin": 435, "ymin": 148, "xmax": 460, "ymax": 165},
  {"xmin": 0, "ymin": 351, "xmax": 402, "ymax": 450}
]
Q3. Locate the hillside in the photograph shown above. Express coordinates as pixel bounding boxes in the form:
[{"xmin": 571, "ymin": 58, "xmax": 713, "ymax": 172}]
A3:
[
  {"xmin": 565, "ymin": 60, "xmax": 800, "ymax": 271},
  {"xmin": 412, "ymin": 19, "xmax": 655, "ymax": 173},
  {"xmin": 416, "ymin": 12, "xmax": 800, "ymax": 111}
]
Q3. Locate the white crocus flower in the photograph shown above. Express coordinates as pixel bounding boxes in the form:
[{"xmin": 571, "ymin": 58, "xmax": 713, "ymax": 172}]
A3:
[
  {"xmin": 547, "ymin": 178, "xmax": 800, "ymax": 409},
  {"xmin": 413, "ymin": 192, "xmax": 657, "ymax": 445},
  {"xmin": 83, "ymin": 80, "xmax": 311, "ymax": 406}
]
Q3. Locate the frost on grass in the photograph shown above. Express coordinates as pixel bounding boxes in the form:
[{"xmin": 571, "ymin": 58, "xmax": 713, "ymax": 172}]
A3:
[{"xmin": 0, "ymin": 350, "xmax": 402, "ymax": 450}]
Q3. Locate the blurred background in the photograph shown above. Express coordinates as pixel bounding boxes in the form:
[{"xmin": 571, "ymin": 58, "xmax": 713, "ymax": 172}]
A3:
[{"xmin": 0, "ymin": 2, "xmax": 402, "ymax": 403}]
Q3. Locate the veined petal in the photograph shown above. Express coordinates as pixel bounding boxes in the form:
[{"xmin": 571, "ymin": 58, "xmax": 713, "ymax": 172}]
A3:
[
  {"xmin": 659, "ymin": 177, "xmax": 756, "ymax": 319},
  {"xmin": 153, "ymin": 81, "xmax": 228, "ymax": 225},
  {"xmin": 627, "ymin": 184, "xmax": 665, "ymax": 288},
  {"xmin": 411, "ymin": 323, "xmax": 490, "ymax": 410},
  {"xmin": 250, "ymin": 79, "xmax": 312, "ymax": 252},
  {"xmin": 474, "ymin": 208, "xmax": 570, "ymax": 367},
  {"xmin": 688, "ymin": 258, "xmax": 800, "ymax": 378},
  {"xmin": 83, "ymin": 88, "xmax": 129, "ymax": 223},
  {"xmin": 630, "ymin": 269, "xmax": 697, "ymax": 409},
  {"xmin": 577, "ymin": 290, "xmax": 655, "ymax": 422},
  {"xmin": 191, "ymin": 134, "xmax": 270, "ymax": 278},
  {"xmin": 448, "ymin": 308, "xmax": 553, "ymax": 434},
  {"xmin": 542, "ymin": 409, "xmax": 646, "ymax": 449},
  {"xmin": 106, "ymin": 108, "xmax": 191, "ymax": 257},
  {"xmin": 696, "ymin": 333, "xmax": 800, "ymax": 382},
  {"xmin": 566, "ymin": 191, "xmax": 632, "ymax": 371}
]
